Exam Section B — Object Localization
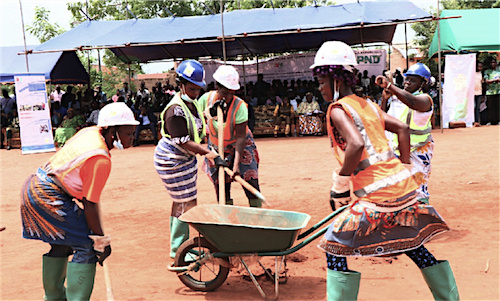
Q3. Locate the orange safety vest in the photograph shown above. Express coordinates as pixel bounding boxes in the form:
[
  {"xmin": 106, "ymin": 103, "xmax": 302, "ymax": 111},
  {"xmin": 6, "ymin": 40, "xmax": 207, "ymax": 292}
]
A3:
[
  {"xmin": 205, "ymin": 91, "xmax": 248, "ymax": 150},
  {"xmin": 327, "ymin": 95, "xmax": 417, "ymax": 205},
  {"xmin": 43, "ymin": 126, "xmax": 110, "ymax": 197}
]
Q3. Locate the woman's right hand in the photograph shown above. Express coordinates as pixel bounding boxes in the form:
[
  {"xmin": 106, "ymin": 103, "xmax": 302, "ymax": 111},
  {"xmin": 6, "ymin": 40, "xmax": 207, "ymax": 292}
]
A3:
[
  {"xmin": 375, "ymin": 75, "xmax": 388, "ymax": 88},
  {"xmin": 97, "ymin": 245, "xmax": 111, "ymax": 266}
]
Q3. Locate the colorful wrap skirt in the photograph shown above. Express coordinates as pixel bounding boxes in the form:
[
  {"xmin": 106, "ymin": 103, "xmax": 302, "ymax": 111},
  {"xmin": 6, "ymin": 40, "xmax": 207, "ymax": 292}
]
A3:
[
  {"xmin": 154, "ymin": 137, "xmax": 198, "ymax": 203},
  {"xmin": 318, "ymin": 191, "xmax": 449, "ymax": 257},
  {"xmin": 204, "ymin": 131, "xmax": 259, "ymax": 185},
  {"xmin": 21, "ymin": 168, "xmax": 92, "ymax": 245},
  {"xmin": 298, "ymin": 115, "xmax": 323, "ymax": 135}
]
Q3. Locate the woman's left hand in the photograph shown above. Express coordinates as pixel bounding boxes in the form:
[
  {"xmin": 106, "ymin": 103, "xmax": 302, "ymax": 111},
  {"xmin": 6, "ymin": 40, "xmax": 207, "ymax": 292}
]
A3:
[{"xmin": 231, "ymin": 166, "xmax": 240, "ymax": 181}]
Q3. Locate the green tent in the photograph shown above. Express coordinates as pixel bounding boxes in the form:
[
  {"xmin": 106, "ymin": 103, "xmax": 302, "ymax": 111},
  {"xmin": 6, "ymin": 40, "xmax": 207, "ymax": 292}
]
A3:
[{"xmin": 428, "ymin": 8, "xmax": 500, "ymax": 58}]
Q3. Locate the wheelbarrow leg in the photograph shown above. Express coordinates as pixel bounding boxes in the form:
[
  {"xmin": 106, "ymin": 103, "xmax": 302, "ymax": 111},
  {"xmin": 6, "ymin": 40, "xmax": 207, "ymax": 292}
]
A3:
[
  {"xmin": 275, "ymin": 256, "xmax": 286, "ymax": 299},
  {"xmin": 240, "ymin": 258, "xmax": 269, "ymax": 300}
]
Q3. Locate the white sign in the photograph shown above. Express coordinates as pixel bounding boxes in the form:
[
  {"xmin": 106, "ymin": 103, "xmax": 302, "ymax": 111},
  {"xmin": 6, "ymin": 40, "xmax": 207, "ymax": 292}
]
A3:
[
  {"xmin": 14, "ymin": 74, "xmax": 56, "ymax": 154},
  {"xmin": 442, "ymin": 54, "xmax": 476, "ymax": 128},
  {"xmin": 201, "ymin": 49, "xmax": 387, "ymax": 85}
]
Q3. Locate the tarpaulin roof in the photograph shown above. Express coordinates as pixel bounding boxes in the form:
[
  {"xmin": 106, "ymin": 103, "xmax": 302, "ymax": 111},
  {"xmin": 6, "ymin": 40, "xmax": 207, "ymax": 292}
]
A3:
[
  {"xmin": 32, "ymin": 1, "xmax": 432, "ymax": 64},
  {"xmin": 429, "ymin": 8, "xmax": 500, "ymax": 58},
  {"xmin": 1, "ymin": 45, "xmax": 89, "ymax": 84}
]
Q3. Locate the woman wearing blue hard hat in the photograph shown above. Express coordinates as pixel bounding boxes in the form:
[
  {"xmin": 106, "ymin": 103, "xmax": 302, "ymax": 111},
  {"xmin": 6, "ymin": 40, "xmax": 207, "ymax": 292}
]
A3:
[
  {"xmin": 376, "ymin": 62, "xmax": 435, "ymax": 205},
  {"xmin": 154, "ymin": 59, "xmax": 226, "ymax": 260}
]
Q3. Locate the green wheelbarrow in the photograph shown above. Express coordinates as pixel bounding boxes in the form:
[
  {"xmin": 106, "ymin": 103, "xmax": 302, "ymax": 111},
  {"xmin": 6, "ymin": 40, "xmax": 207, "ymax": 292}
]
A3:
[{"xmin": 168, "ymin": 204, "xmax": 345, "ymax": 300}]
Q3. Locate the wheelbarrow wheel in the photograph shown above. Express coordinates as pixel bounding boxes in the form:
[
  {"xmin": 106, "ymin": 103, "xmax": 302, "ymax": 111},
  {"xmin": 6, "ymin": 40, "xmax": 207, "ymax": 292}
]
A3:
[{"xmin": 174, "ymin": 236, "xmax": 230, "ymax": 292}]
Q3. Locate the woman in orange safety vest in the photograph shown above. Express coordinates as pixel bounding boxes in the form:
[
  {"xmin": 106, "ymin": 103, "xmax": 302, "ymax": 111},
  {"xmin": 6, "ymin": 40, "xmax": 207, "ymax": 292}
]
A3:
[
  {"xmin": 312, "ymin": 41, "xmax": 459, "ymax": 301},
  {"xmin": 20, "ymin": 102, "xmax": 138, "ymax": 300},
  {"xmin": 198, "ymin": 65, "xmax": 262, "ymax": 208}
]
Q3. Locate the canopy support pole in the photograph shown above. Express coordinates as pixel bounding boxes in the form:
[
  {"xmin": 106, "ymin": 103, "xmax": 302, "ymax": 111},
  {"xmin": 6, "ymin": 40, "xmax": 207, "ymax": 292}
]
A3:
[
  {"xmin": 437, "ymin": 0, "xmax": 443, "ymax": 132},
  {"xmin": 388, "ymin": 43, "xmax": 391, "ymax": 71},
  {"xmin": 359, "ymin": 23, "xmax": 364, "ymax": 48},
  {"xmin": 87, "ymin": 50, "xmax": 91, "ymax": 88},
  {"xmin": 128, "ymin": 64, "xmax": 131, "ymax": 88},
  {"xmin": 220, "ymin": 0, "xmax": 227, "ymax": 63},
  {"xmin": 98, "ymin": 49, "xmax": 102, "ymax": 77},
  {"xmin": 405, "ymin": 23, "xmax": 409, "ymax": 71},
  {"xmin": 18, "ymin": 0, "xmax": 29, "ymax": 72},
  {"xmin": 256, "ymin": 56, "xmax": 259, "ymax": 78},
  {"xmin": 241, "ymin": 43, "xmax": 247, "ymax": 97}
]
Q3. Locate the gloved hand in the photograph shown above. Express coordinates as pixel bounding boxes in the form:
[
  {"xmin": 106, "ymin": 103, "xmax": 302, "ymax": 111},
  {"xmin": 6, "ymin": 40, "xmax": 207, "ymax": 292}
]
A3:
[
  {"xmin": 96, "ymin": 245, "xmax": 112, "ymax": 266},
  {"xmin": 213, "ymin": 156, "xmax": 228, "ymax": 168},
  {"xmin": 209, "ymin": 100, "xmax": 227, "ymax": 118},
  {"xmin": 89, "ymin": 234, "xmax": 112, "ymax": 266},
  {"xmin": 330, "ymin": 170, "xmax": 351, "ymax": 211}
]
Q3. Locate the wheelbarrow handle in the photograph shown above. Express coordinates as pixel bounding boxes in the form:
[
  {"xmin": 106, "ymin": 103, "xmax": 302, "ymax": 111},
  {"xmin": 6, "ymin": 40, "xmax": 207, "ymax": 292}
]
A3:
[
  {"xmin": 223, "ymin": 167, "xmax": 269, "ymax": 206},
  {"xmin": 297, "ymin": 205, "xmax": 348, "ymax": 240}
]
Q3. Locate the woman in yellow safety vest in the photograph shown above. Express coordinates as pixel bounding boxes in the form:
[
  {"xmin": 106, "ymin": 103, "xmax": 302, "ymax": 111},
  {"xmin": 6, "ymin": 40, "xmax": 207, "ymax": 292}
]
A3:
[
  {"xmin": 312, "ymin": 41, "xmax": 458, "ymax": 301},
  {"xmin": 154, "ymin": 59, "xmax": 226, "ymax": 260},
  {"xmin": 20, "ymin": 102, "xmax": 139, "ymax": 300},
  {"xmin": 376, "ymin": 63, "xmax": 434, "ymax": 204},
  {"xmin": 198, "ymin": 65, "xmax": 262, "ymax": 208}
]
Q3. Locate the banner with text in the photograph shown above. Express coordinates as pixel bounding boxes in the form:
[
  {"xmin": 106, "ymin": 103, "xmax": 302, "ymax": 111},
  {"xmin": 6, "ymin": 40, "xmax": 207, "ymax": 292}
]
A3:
[
  {"xmin": 201, "ymin": 49, "xmax": 386, "ymax": 85},
  {"xmin": 14, "ymin": 74, "xmax": 56, "ymax": 154},
  {"xmin": 442, "ymin": 54, "xmax": 476, "ymax": 128}
]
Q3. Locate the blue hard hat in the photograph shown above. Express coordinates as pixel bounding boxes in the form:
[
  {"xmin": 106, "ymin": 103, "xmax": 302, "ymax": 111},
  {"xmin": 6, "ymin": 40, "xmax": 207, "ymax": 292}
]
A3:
[
  {"xmin": 404, "ymin": 63, "xmax": 431, "ymax": 83},
  {"xmin": 176, "ymin": 59, "xmax": 206, "ymax": 88}
]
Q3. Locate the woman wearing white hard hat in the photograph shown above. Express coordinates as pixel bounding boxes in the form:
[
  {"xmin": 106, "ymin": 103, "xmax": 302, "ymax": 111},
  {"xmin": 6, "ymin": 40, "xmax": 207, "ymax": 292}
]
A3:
[
  {"xmin": 154, "ymin": 59, "xmax": 226, "ymax": 260},
  {"xmin": 20, "ymin": 102, "xmax": 138, "ymax": 300},
  {"xmin": 376, "ymin": 62, "xmax": 435, "ymax": 204},
  {"xmin": 311, "ymin": 41, "xmax": 458, "ymax": 300},
  {"xmin": 198, "ymin": 65, "xmax": 262, "ymax": 208}
]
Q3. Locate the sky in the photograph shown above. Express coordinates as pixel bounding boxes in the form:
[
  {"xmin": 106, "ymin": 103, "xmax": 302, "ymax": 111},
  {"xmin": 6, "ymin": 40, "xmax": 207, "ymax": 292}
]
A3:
[{"xmin": 1, "ymin": 0, "xmax": 438, "ymax": 73}]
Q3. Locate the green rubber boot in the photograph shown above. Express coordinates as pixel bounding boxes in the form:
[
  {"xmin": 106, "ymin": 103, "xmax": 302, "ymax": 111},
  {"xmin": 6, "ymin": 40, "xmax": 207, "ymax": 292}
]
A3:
[
  {"xmin": 42, "ymin": 255, "xmax": 68, "ymax": 300},
  {"xmin": 66, "ymin": 262, "xmax": 96, "ymax": 301},
  {"xmin": 421, "ymin": 260, "xmax": 459, "ymax": 301},
  {"xmin": 170, "ymin": 216, "xmax": 189, "ymax": 259},
  {"xmin": 327, "ymin": 269, "xmax": 361, "ymax": 301},
  {"xmin": 249, "ymin": 198, "xmax": 262, "ymax": 208}
]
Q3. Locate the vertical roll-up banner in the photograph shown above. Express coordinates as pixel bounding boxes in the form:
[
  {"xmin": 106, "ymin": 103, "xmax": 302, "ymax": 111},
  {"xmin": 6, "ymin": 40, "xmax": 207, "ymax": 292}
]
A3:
[
  {"xmin": 442, "ymin": 54, "xmax": 476, "ymax": 128},
  {"xmin": 14, "ymin": 74, "xmax": 56, "ymax": 154}
]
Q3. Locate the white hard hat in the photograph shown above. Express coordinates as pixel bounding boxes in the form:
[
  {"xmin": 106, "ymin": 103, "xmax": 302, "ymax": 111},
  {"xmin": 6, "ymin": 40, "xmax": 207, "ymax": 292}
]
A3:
[
  {"xmin": 97, "ymin": 102, "xmax": 139, "ymax": 127},
  {"xmin": 213, "ymin": 65, "xmax": 240, "ymax": 90},
  {"xmin": 310, "ymin": 41, "xmax": 357, "ymax": 70}
]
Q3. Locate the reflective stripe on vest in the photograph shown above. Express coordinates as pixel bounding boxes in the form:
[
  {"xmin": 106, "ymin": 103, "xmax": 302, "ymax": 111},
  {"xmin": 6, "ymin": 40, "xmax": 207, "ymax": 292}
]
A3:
[
  {"xmin": 160, "ymin": 92, "xmax": 206, "ymax": 143},
  {"xmin": 44, "ymin": 126, "xmax": 109, "ymax": 185},
  {"xmin": 327, "ymin": 95, "xmax": 417, "ymax": 202},
  {"xmin": 206, "ymin": 91, "xmax": 244, "ymax": 150},
  {"xmin": 341, "ymin": 102, "xmax": 395, "ymax": 176},
  {"xmin": 394, "ymin": 91, "xmax": 433, "ymax": 151}
]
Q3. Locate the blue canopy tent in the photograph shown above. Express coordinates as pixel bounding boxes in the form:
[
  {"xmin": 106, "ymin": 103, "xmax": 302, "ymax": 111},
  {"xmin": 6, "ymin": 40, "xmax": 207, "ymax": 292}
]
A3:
[
  {"xmin": 1, "ymin": 45, "xmax": 89, "ymax": 84},
  {"xmin": 29, "ymin": 1, "xmax": 432, "ymax": 63}
]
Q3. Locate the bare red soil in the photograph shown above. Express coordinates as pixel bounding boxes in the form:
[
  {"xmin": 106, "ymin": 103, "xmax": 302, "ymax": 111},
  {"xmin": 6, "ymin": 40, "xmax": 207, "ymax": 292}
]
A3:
[{"xmin": 1, "ymin": 126, "xmax": 499, "ymax": 300}]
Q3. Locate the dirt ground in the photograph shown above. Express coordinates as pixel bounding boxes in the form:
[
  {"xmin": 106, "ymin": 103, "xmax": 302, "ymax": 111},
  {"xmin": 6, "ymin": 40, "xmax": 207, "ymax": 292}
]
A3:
[{"xmin": 1, "ymin": 126, "xmax": 499, "ymax": 300}]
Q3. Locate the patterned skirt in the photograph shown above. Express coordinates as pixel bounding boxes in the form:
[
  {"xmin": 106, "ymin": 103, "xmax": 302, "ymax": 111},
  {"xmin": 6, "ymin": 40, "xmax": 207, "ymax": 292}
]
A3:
[
  {"xmin": 21, "ymin": 168, "xmax": 92, "ymax": 245},
  {"xmin": 154, "ymin": 137, "xmax": 198, "ymax": 203},
  {"xmin": 204, "ymin": 131, "xmax": 259, "ymax": 185},
  {"xmin": 298, "ymin": 115, "xmax": 323, "ymax": 135},
  {"xmin": 318, "ymin": 192, "xmax": 449, "ymax": 257}
]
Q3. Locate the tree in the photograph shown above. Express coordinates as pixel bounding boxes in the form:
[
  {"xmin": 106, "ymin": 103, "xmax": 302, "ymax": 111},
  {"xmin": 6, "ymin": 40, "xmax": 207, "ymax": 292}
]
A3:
[
  {"xmin": 26, "ymin": 7, "xmax": 65, "ymax": 43},
  {"xmin": 412, "ymin": 0, "xmax": 500, "ymax": 61}
]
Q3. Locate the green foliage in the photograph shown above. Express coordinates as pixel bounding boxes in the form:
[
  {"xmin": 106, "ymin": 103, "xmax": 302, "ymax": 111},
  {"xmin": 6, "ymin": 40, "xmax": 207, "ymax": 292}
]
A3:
[
  {"xmin": 26, "ymin": 7, "xmax": 65, "ymax": 43},
  {"xmin": 412, "ymin": 0, "xmax": 499, "ymax": 60}
]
